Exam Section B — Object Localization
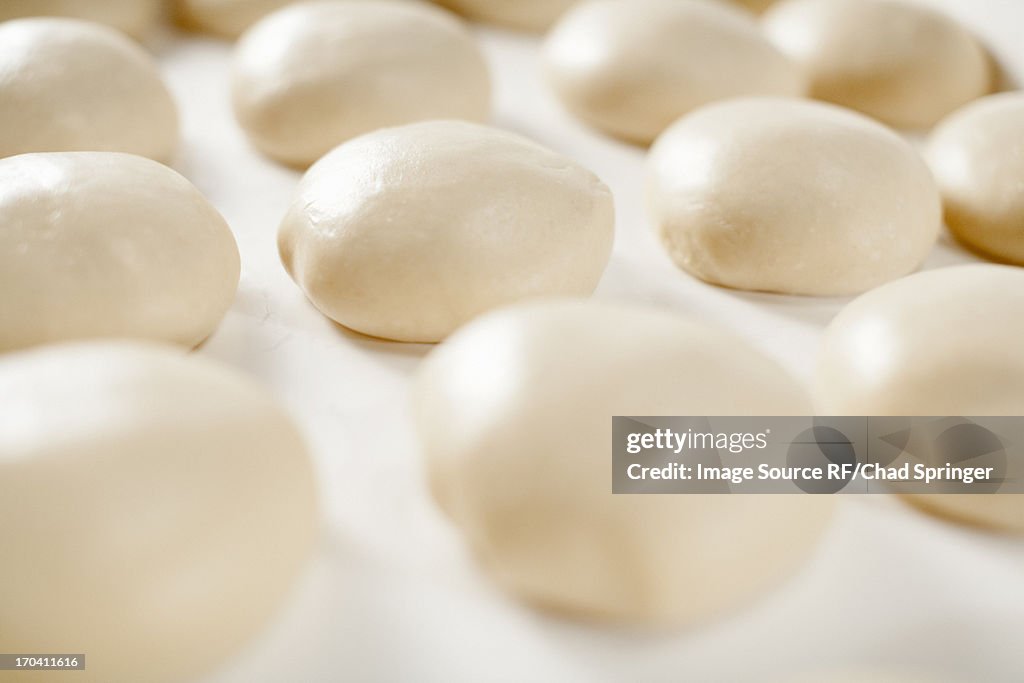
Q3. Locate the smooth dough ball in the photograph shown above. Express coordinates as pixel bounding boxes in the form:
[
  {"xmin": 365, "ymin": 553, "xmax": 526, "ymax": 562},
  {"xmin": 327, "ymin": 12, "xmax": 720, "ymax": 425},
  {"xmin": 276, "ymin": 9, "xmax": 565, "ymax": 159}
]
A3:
[
  {"xmin": 279, "ymin": 121, "xmax": 615, "ymax": 342},
  {"xmin": 432, "ymin": 0, "xmax": 576, "ymax": 31},
  {"xmin": 648, "ymin": 97, "xmax": 941, "ymax": 296},
  {"xmin": 0, "ymin": 18, "xmax": 179, "ymax": 161},
  {"xmin": 815, "ymin": 264, "xmax": 1024, "ymax": 533},
  {"xmin": 176, "ymin": 0, "xmax": 299, "ymax": 38},
  {"xmin": 0, "ymin": 0, "xmax": 162, "ymax": 38},
  {"xmin": 763, "ymin": 0, "xmax": 991, "ymax": 129},
  {"xmin": 543, "ymin": 0, "xmax": 804, "ymax": 145},
  {"xmin": 0, "ymin": 341, "xmax": 318, "ymax": 683},
  {"xmin": 926, "ymin": 93, "xmax": 1024, "ymax": 265},
  {"xmin": 0, "ymin": 152, "xmax": 240, "ymax": 353},
  {"xmin": 415, "ymin": 300, "xmax": 835, "ymax": 624},
  {"xmin": 232, "ymin": 1, "xmax": 490, "ymax": 167}
]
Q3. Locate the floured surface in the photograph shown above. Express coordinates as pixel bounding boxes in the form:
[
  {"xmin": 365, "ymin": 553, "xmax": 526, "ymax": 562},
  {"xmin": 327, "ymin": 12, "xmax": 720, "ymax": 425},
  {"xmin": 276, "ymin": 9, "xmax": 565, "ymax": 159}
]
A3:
[{"xmin": 145, "ymin": 1, "xmax": 1024, "ymax": 679}]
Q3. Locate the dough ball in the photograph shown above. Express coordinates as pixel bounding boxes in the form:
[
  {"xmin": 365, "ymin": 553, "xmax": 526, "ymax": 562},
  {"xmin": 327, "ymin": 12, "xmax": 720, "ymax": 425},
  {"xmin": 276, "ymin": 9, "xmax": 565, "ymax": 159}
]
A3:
[
  {"xmin": 0, "ymin": 18, "xmax": 179, "ymax": 161},
  {"xmin": 279, "ymin": 121, "xmax": 615, "ymax": 342},
  {"xmin": 415, "ymin": 300, "xmax": 835, "ymax": 624},
  {"xmin": 231, "ymin": 1, "xmax": 490, "ymax": 167},
  {"xmin": 176, "ymin": 0, "xmax": 299, "ymax": 38},
  {"xmin": 648, "ymin": 97, "xmax": 941, "ymax": 296},
  {"xmin": 543, "ymin": 0, "xmax": 804, "ymax": 144},
  {"xmin": 432, "ymin": 0, "xmax": 576, "ymax": 31},
  {"xmin": 0, "ymin": 341, "xmax": 318, "ymax": 683},
  {"xmin": 0, "ymin": 152, "xmax": 240, "ymax": 353},
  {"xmin": 814, "ymin": 264, "xmax": 1024, "ymax": 533},
  {"xmin": 926, "ymin": 93, "xmax": 1024, "ymax": 265},
  {"xmin": 763, "ymin": 0, "xmax": 991, "ymax": 129},
  {"xmin": 0, "ymin": 0, "xmax": 162, "ymax": 38}
]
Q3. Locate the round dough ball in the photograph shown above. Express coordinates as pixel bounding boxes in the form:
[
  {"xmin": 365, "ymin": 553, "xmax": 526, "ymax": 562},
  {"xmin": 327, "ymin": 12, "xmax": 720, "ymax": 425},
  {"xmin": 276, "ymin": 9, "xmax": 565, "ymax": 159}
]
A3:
[
  {"xmin": 176, "ymin": 0, "xmax": 299, "ymax": 38},
  {"xmin": 814, "ymin": 264, "xmax": 1024, "ymax": 533},
  {"xmin": 0, "ymin": 152, "xmax": 240, "ymax": 353},
  {"xmin": 432, "ymin": 0, "xmax": 576, "ymax": 31},
  {"xmin": 543, "ymin": 0, "xmax": 804, "ymax": 144},
  {"xmin": 926, "ymin": 93, "xmax": 1024, "ymax": 265},
  {"xmin": 0, "ymin": 341, "xmax": 318, "ymax": 683},
  {"xmin": 0, "ymin": 18, "xmax": 178, "ymax": 161},
  {"xmin": 279, "ymin": 121, "xmax": 615, "ymax": 342},
  {"xmin": 231, "ymin": 1, "xmax": 490, "ymax": 167},
  {"xmin": 763, "ymin": 0, "xmax": 991, "ymax": 129},
  {"xmin": 415, "ymin": 300, "xmax": 835, "ymax": 624},
  {"xmin": 0, "ymin": 0, "xmax": 162, "ymax": 38},
  {"xmin": 648, "ymin": 97, "xmax": 941, "ymax": 296}
]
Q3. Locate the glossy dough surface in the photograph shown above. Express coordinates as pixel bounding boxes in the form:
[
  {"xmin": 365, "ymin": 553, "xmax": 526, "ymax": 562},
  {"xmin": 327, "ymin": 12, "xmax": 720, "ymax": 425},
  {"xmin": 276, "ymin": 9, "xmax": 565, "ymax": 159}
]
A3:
[
  {"xmin": 926, "ymin": 93, "xmax": 1024, "ymax": 265},
  {"xmin": 279, "ymin": 121, "xmax": 615, "ymax": 342},
  {"xmin": 433, "ymin": 0, "xmax": 577, "ymax": 31},
  {"xmin": 647, "ymin": 98, "xmax": 941, "ymax": 296},
  {"xmin": 416, "ymin": 300, "xmax": 835, "ymax": 623},
  {"xmin": 815, "ymin": 264, "xmax": 1024, "ymax": 533},
  {"xmin": 231, "ymin": 1, "xmax": 490, "ymax": 167},
  {"xmin": 0, "ymin": 152, "xmax": 240, "ymax": 352},
  {"xmin": 0, "ymin": 341, "xmax": 318, "ymax": 683},
  {"xmin": 0, "ymin": 18, "xmax": 179, "ymax": 161},
  {"xmin": 763, "ymin": 0, "xmax": 990, "ymax": 128},
  {"xmin": 543, "ymin": 0, "xmax": 804, "ymax": 144},
  {"xmin": 0, "ymin": 0, "xmax": 162, "ymax": 38}
]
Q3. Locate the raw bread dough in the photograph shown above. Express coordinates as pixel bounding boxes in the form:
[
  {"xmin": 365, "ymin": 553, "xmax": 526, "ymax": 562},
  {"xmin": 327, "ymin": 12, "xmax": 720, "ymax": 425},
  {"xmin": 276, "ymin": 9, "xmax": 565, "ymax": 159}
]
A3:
[
  {"xmin": 926, "ymin": 93, "xmax": 1024, "ymax": 265},
  {"xmin": 543, "ymin": 0, "xmax": 804, "ymax": 144},
  {"xmin": 0, "ymin": 18, "xmax": 179, "ymax": 161},
  {"xmin": 231, "ymin": 1, "xmax": 490, "ymax": 167},
  {"xmin": 814, "ymin": 264, "xmax": 1024, "ymax": 533},
  {"xmin": 176, "ymin": 0, "xmax": 299, "ymax": 38},
  {"xmin": 0, "ymin": 152, "xmax": 240, "ymax": 353},
  {"xmin": 647, "ymin": 97, "xmax": 941, "ymax": 296},
  {"xmin": 0, "ymin": 341, "xmax": 318, "ymax": 683},
  {"xmin": 279, "ymin": 121, "xmax": 615, "ymax": 342},
  {"xmin": 432, "ymin": 0, "xmax": 577, "ymax": 31},
  {"xmin": 0, "ymin": 0, "xmax": 162, "ymax": 38},
  {"xmin": 763, "ymin": 0, "xmax": 991, "ymax": 129},
  {"xmin": 415, "ymin": 300, "xmax": 835, "ymax": 623}
]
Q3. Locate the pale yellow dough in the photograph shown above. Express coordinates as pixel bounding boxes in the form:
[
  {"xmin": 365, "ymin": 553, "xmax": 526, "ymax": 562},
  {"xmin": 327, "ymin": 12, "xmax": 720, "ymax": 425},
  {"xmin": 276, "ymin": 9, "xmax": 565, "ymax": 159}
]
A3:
[
  {"xmin": 815, "ymin": 264, "xmax": 1024, "ymax": 533},
  {"xmin": 763, "ymin": 0, "xmax": 991, "ymax": 128},
  {"xmin": 0, "ymin": 341, "xmax": 318, "ymax": 683},
  {"xmin": 543, "ymin": 0, "xmax": 804, "ymax": 144},
  {"xmin": 927, "ymin": 93, "xmax": 1024, "ymax": 265},
  {"xmin": 0, "ymin": 0, "xmax": 162, "ymax": 38},
  {"xmin": 279, "ymin": 121, "xmax": 615, "ymax": 343},
  {"xmin": 0, "ymin": 152, "xmax": 240, "ymax": 353},
  {"xmin": 177, "ymin": 0, "xmax": 300, "ymax": 38},
  {"xmin": 432, "ymin": 0, "xmax": 577, "ymax": 31},
  {"xmin": 415, "ymin": 300, "xmax": 835, "ymax": 624},
  {"xmin": 231, "ymin": 1, "xmax": 490, "ymax": 167},
  {"xmin": 0, "ymin": 18, "xmax": 179, "ymax": 161},
  {"xmin": 647, "ymin": 97, "xmax": 941, "ymax": 296}
]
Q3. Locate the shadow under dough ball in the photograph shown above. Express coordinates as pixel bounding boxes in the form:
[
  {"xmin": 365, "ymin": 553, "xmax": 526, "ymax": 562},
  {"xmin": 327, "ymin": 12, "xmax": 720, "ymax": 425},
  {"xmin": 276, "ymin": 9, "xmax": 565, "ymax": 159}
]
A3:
[
  {"xmin": 415, "ymin": 299, "xmax": 835, "ymax": 624},
  {"xmin": 763, "ymin": 0, "xmax": 991, "ymax": 129},
  {"xmin": 0, "ymin": 152, "xmax": 239, "ymax": 353},
  {"xmin": 433, "ymin": 0, "xmax": 578, "ymax": 31},
  {"xmin": 278, "ymin": 120, "xmax": 615, "ymax": 342},
  {"xmin": 231, "ymin": 1, "xmax": 490, "ymax": 167},
  {"xmin": 543, "ymin": 0, "xmax": 804, "ymax": 145},
  {"xmin": 0, "ymin": 0, "xmax": 162, "ymax": 39},
  {"xmin": 0, "ymin": 18, "xmax": 179, "ymax": 161},
  {"xmin": 0, "ymin": 341, "xmax": 318, "ymax": 683},
  {"xmin": 814, "ymin": 264, "xmax": 1024, "ymax": 533},
  {"xmin": 647, "ymin": 97, "xmax": 941, "ymax": 296},
  {"xmin": 926, "ymin": 93, "xmax": 1024, "ymax": 265}
]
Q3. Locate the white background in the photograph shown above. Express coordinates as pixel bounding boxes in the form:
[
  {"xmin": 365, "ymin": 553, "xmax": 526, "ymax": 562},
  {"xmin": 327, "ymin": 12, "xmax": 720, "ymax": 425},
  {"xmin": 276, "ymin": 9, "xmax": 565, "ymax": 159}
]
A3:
[{"xmin": 149, "ymin": 1, "xmax": 1024, "ymax": 680}]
